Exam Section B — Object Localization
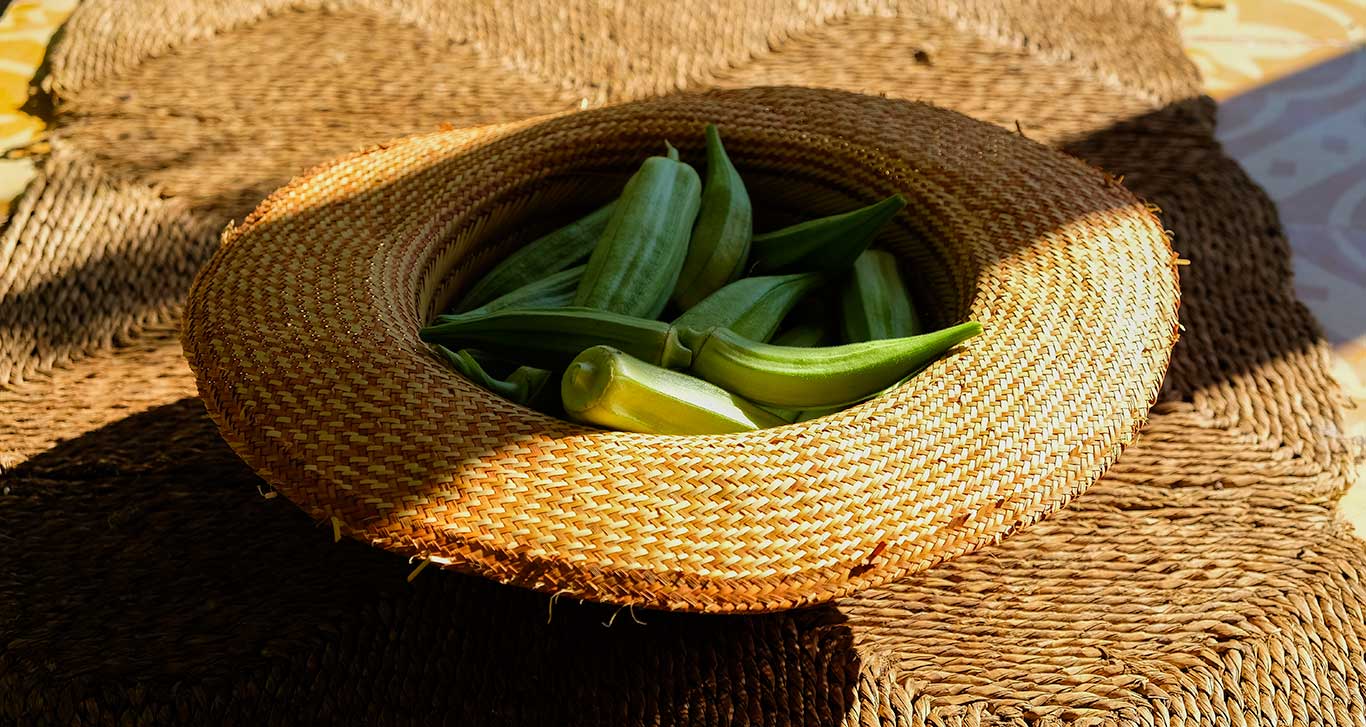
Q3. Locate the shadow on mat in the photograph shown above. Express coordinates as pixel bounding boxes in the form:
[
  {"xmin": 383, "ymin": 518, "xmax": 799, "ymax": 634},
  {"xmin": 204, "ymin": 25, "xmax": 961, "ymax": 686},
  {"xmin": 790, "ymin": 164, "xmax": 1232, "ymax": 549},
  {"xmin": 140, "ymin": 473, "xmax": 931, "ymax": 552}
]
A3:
[
  {"xmin": 1, "ymin": 399, "xmax": 864, "ymax": 725},
  {"xmin": 1058, "ymin": 96, "xmax": 1340, "ymax": 407}
]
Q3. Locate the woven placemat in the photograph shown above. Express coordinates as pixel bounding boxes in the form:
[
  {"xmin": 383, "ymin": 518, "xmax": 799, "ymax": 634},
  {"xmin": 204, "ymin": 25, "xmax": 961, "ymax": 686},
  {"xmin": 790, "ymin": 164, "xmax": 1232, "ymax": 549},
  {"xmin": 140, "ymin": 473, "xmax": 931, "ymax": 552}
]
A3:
[{"xmin": 1, "ymin": 1, "xmax": 1361, "ymax": 724}]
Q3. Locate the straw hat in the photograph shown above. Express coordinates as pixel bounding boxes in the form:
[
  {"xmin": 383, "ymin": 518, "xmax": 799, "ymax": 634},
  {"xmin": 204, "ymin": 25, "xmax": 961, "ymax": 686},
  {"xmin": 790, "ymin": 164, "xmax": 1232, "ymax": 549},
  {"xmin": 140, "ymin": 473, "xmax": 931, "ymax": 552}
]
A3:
[{"xmin": 181, "ymin": 86, "xmax": 1179, "ymax": 613}]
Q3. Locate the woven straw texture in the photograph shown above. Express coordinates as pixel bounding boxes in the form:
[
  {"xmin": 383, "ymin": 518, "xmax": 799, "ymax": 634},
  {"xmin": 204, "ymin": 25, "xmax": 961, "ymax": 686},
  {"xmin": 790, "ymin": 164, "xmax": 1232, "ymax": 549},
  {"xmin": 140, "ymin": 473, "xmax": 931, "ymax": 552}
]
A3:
[
  {"xmin": 1, "ymin": 0, "xmax": 1362, "ymax": 724},
  {"xmin": 180, "ymin": 88, "xmax": 1180, "ymax": 613}
]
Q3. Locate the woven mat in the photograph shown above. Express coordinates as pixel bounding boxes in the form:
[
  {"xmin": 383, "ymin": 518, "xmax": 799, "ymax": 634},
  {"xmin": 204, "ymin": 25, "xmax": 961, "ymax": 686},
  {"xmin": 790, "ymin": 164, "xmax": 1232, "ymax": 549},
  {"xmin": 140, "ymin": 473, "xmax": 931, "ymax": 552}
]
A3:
[{"xmin": 1, "ymin": 1, "xmax": 1362, "ymax": 724}]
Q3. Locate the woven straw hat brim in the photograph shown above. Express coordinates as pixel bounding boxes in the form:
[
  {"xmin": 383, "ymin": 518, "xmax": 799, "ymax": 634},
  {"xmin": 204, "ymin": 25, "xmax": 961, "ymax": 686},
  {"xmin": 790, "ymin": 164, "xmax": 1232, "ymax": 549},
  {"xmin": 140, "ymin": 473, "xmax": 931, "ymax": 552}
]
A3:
[{"xmin": 182, "ymin": 86, "xmax": 1180, "ymax": 613}]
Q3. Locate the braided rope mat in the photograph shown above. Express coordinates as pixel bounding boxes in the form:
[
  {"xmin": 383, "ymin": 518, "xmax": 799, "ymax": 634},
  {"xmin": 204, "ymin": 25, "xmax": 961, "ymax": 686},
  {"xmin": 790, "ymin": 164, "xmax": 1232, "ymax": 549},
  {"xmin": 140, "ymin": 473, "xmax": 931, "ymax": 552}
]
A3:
[{"xmin": 1, "ymin": 0, "xmax": 1362, "ymax": 724}]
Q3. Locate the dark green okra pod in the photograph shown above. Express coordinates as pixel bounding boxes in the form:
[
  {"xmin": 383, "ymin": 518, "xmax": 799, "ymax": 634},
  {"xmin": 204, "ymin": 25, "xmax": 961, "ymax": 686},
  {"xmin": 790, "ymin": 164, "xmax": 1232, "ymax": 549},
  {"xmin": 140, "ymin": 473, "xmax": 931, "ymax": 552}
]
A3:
[
  {"xmin": 436, "ymin": 346, "xmax": 552, "ymax": 407},
  {"xmin": 455, "ymin": 201, "xmax": 616, "ymax": 312},
  {"xmin": 770, "ymin": 323, "xmax": 829, "ymax": 348},
  {"xmin": 672, "ymin": 272, "xmax": 822, "ymax": 342},
  {"xmin": 420, "ymin": 307, "xmax": 694, "ymax": 370},
  {"xmin": 840, "ymin": 249, "xmax": 921, "ymax": 342},
  {"xmin": 672, "ymin": 125, "xmax": 753, "ymax": 309},
  {"xmin": 439, "ymin": 265, "xmax": 584, "ymax": 322},
  {"xmin": 574, "ymin": 151, "xmax": 701, "ymax": 317},
  {"xmin": 752, "ymin": 194, "xmax": 906, "ymax": 274}
]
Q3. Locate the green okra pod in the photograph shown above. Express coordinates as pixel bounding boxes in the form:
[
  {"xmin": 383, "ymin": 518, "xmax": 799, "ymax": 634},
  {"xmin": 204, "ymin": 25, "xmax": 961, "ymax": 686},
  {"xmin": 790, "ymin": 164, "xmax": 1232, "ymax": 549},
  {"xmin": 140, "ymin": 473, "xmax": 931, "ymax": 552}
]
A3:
[
  {"xmin": 439, "ymin": 265, "xmax": 584, "ymax": 322},
  {"xmin": 672, "ymin": 272, "xmax": 822, "ymax": 342},
  {"xmin": 420, "ymin": 307, "xmax": 694, "ymax": 370},
  {"xmin": 751, "ymin": 194, "xmax": 906, "ymax": 274},
  {"xmin": 574, "ymin": 152, "xmax": 700, "ymax": 317},
  {"xmin": 685, "ymin": 321, "xmax": 982, "ymax": 409},
  {"xmin": 436, "ymin": 346, "xmax": 552, "ymax": 406},
  {"xmin": 455, "ymin": 201, "xmax": 616, "ymax": 312},
  {"xmin": 672, "ymin": 125, "xmax": 753, "ymax": 309},
  {"xmin": 758, "ymin": 322, "xmax": 830, "ymax": 422},
  {"xmin": 840, "ymin": 249, "xmax": 921, "ymax": 342},
  {"xmin": 561, "ymin": 346, "xmax": 784, "ymax": 435}
]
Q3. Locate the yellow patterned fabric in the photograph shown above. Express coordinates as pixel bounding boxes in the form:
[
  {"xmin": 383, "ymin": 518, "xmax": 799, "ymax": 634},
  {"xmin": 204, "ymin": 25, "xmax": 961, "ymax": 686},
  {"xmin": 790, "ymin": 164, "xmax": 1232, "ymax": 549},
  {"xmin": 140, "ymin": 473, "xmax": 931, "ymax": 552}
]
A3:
[
  {"xmin": 1179, "ymin": 0, "xmax": 1365, "ymax": 99},
  {"xmin": 0, "ymin": 0, "xmax": 73, "ymax": 215}
]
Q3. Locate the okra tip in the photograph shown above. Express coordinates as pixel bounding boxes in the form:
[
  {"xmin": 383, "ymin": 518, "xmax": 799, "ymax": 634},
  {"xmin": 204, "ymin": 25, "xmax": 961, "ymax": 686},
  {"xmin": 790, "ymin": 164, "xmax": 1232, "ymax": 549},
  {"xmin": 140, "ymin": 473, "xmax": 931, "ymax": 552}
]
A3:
[
  {"xmin": 665, "ymin": 141, "xmax": 680, "ymax": 161},
  {"xmin": 939, "ymin": 321, "xmax": 983, "ymax": 346},
  {"xmin": 417, "ymin": 323, "xmax": 446, "ymax": 342},
  {"xmin": 560, "ymin": 347, "xmax": 612, "ymax": 413},
  {"xmin": 879, "ymin": 193, "xmax": 908, "ymax": 210}
]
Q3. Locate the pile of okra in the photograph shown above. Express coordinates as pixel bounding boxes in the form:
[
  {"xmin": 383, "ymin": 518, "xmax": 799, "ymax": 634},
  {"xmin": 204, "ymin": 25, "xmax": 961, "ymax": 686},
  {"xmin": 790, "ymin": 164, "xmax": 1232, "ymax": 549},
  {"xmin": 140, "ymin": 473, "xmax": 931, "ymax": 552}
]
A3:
[{"xmin": 420, "ymin": 125, "xmax": 980, "ymax": 435}]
